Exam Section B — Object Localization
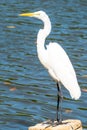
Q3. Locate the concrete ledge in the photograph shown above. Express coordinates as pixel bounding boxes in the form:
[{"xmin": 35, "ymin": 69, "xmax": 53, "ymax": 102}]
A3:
[{"xmin": 28, "ymin": 119, "xmax": 82, "ymax": 130}]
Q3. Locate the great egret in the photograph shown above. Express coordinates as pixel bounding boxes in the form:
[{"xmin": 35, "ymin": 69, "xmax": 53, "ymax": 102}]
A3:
[{"xmin": 19, "ymin": 11, "xmax": 81, "ymax": 124}]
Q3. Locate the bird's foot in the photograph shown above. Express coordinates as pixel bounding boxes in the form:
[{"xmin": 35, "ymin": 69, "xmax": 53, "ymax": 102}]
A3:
[
  {"xmin": 42, "ymin": 120, "xmax": 53, "ymax": 125},
  {"xmin": 52, "ymin": 119, "xmax": 62, "ymax": 127},
  {"xmin": 42, "ymin": 119, "xmax": 62, "ymax": 128}
]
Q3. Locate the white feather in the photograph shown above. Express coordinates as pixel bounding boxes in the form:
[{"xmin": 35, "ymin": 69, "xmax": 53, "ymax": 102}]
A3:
[
  {"xmin": 46, "ymin": 42, "xmax": 81, "ymax": 99},
  {"xmin": 20, "ymin": 10, "xmax": 81, "ymax": 100},
  {"xmin": 36, "ymin": 11, "xmax": 81, "ymax": 100}
]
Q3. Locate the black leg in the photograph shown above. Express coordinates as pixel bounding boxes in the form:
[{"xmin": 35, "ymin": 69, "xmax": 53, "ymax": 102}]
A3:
[
  {"xmin": 56, "ymin": 82, "xmax": 63, "ymax": 123},
  {"xmin": 43, "ymin": 82, "xmax": 63, "ymax": 127}
]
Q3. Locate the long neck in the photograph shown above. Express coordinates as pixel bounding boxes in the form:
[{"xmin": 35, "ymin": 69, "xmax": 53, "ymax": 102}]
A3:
[
  {"xmin": 36, "ymin": 14, "xmax": 51, "ymax": 68},
  {"xmin": 37, "ymin": 14, "xmax": 51, "ymax": 47}
]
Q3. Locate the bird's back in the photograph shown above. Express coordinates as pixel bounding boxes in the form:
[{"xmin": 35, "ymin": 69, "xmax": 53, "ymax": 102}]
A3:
[{"xmin": 46, "ymin": 42, "xmax": 81, "ymax": 100}]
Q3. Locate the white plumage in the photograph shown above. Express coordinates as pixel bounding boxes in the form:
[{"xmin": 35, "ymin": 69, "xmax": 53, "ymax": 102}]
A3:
[{"xmin": 20, "ymin": 11, "xmax": 81, "ymax": 100}]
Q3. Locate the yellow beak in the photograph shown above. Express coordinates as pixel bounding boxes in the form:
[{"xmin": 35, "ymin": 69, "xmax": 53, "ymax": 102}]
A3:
[{"xmin": 19, "ymin": 12, "xmax": 34, "ymax": 17}]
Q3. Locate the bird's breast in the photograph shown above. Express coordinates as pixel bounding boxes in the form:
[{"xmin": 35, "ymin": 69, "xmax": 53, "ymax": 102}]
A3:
[{"xmin": 37, "ymin": 47, "xmax": 49, "ymax": 69}]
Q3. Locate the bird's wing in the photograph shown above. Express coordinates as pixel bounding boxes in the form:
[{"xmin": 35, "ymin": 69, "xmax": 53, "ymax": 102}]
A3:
[{"xmin": 46, "ymin": 42, "xmax": 80, "ymax": 98}]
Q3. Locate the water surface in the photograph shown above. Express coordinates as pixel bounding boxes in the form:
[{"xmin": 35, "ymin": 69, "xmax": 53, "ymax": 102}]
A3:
[{"xmin": 0, "ymin": 0, "xmax": 87, "ymax": 129}]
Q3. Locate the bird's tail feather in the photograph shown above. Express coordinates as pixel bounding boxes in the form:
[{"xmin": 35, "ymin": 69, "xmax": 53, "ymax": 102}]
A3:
[{"xmin": 70, "ymin": 85, "xmax": 81, "ymax": 100}]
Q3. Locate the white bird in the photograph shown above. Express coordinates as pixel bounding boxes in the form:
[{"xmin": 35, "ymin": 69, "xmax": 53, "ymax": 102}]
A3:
[{"xmin": 19, "ymin": 11, "xmax": 81, "ymax": 123}]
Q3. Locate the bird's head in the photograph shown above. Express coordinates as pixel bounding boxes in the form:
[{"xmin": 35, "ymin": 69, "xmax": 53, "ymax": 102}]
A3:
[
  {"xmin": 19, "ymin": 10, "xmax": 51, "ymax": 38},
  {"xmin": 19, "ymin": 11, "xmax": 47, "ymax": 21}
]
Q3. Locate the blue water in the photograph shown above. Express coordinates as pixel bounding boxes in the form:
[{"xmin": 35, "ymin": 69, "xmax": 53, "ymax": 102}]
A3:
[{"xmin": 0, "ymin": 0, "xmax": 87, "ymax": 129}]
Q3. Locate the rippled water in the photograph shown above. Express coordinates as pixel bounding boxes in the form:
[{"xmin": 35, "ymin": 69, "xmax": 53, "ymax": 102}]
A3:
[{"xmin": 0, "ymin": 0, "xmax": 87, "ymax": 129}]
